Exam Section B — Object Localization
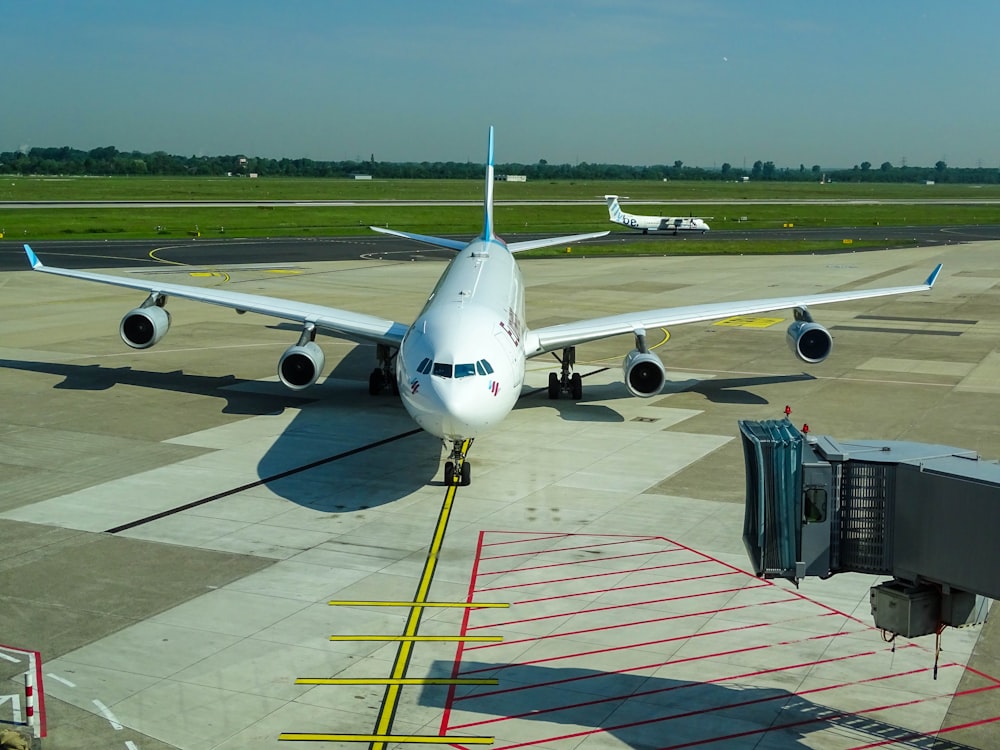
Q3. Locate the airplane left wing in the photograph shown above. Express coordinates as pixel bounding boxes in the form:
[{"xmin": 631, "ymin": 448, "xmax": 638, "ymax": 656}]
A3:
[
  {"xmin": 524, "ymin": 263, "xmax": 942, "ymax": 356},
  {"xmin": 22, "ymin": 245, "xmax": 408, "ymax": 346}
]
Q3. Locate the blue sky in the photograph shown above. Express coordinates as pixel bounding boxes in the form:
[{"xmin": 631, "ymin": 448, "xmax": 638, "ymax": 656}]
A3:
[{"xmin": 6, "ymin": 1, "xmax": 1000, "ymax": 168}]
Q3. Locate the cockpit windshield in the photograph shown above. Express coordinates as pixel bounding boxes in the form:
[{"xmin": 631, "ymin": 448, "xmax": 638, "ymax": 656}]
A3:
[{"xmin": 425, "ymin": 359, "xmax": 494, "ymax": 379}]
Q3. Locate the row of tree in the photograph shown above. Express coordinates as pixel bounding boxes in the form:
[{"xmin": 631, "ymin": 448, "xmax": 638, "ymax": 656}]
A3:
[{"xmin": 2, "ymin": 145, "xmax": 997, "ymax": 184}]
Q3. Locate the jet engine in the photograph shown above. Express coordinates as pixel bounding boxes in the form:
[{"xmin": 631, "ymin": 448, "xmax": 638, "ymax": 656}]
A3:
[
  {"xmin": 786, "ymin": 320, "xmax": 832, "ymax": 364},
  {"xmin": 119, "ymin": 305, "xmax": 170, "ymax": 349},
  {"xmin": 278, "ymin": 341, "xmax": 325, "ymax": 390},
  {"xmin": 623, "ymin": 348, "xmax": 666, "ymax": 397}
]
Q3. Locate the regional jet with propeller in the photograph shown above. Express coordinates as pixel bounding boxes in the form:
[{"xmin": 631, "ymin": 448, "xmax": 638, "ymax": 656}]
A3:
[
  {"xmin": 21, "ymin": 127, "xmax": 941, "ymax": 486},
  {"xmin": 606, "ymin": 194, "xmax": 711, "ymax": 234}
]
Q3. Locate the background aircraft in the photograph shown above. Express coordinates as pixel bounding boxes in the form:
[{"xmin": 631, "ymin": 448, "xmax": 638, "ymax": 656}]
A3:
[
  {"xmin": 21, "ymin": 128, "xmax": 940, "ymax": 486},
  {"xmin": 606, "ymin": 194, "xmax": 711, "ymax": 234}
]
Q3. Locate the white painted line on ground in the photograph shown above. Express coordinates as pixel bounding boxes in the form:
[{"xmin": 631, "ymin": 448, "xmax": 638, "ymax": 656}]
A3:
[
  {"xmin": 0, "ymin": 694, "xmax": 22, "ymax": 723},
  {"xmin": 93, "ymin": 699, "xmax": 123, "ymax": 730},
  {"xmin": 46, "ymin": 673, "xmax": 76, "ymax": 688}
]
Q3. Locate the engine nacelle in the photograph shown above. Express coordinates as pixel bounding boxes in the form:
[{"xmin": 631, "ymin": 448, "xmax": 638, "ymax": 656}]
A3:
[
  {"xmin": 623, "ymin": 348, "xmax": 666, "ymax": 398},
  {"xmin": 119, "ymin": 305, "xmax": 170, "ymax": 349},
  {"xmin": 278, "ymin": 340, "xmax": 325, "ymax": 390},
  {"xmin": 787, "ymin": 320, "xmax": 833, "ymax": 364}
]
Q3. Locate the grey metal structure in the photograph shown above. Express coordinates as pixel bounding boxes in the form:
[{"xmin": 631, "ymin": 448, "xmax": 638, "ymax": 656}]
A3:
[{"xmin": 740, "ymin": 419, "xmax": 995, "ymax": 638}]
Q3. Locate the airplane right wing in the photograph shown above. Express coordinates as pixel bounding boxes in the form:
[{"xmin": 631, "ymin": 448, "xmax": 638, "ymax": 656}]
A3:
[
  {"xmin": 22, "ymin": 245, "xmax": 409, "ymax": 346},
  {"xmin": 523, "ymin": 264, "xmax": 942, "ymax": 356}
]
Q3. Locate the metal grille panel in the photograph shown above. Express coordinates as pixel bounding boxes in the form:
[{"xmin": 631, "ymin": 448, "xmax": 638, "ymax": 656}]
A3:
[{"xmin": 837, "ymin": 461, "xmax": 895, "ymax": 574}]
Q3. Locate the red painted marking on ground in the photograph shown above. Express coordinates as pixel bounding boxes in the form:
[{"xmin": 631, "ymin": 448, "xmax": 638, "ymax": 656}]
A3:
[
  {"xmin": 509, "ymin": 570, "xmax": 742, "ymax": 604},
  {"xmin": 478, "ymin": 537, "xmax": 672, "ymax": 563},
  {"xmin": 473, "ymin": 558, "xmax": 716, "ymax": 594},
  {"xmin": 465, "ymin": 582, "xmax": 773, "ymax": 631},
  {"xmin": 438, "ymin": 530, "xmax": 490, "ymax": 736},
  {"xmin": 476, "ymin": 547, "xmax": 688, "ymax": 577},
  {"xmin": 440, "ymin": 532, "xmax": 1000, "ymax": 750},
  {"xmin": 479, "ymin": 531, "xmax": 659, "ymax": 549},
  {"xmin": 450, "ymin": 648, "xmax": 888, "ymax": 729},
  {"xmin": 489, "ymin": 667, "xmax": 988, "ymax": 750},
  {"xmin": 464, "ymin": 597, "xmax": 798, "ymax": 652}
]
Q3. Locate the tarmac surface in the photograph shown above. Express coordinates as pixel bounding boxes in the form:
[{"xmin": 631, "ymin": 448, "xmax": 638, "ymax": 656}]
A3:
[
  {"xmin": 1, "ymin": 239, "xmax": 999, "ymax": 749},
  {"xmin": 3, "ymin": 220, "xmax": 1000, "ymax": 271}
]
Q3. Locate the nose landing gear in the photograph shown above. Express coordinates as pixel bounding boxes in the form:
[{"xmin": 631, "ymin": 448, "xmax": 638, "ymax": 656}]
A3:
[{"xmin": 443, "ymin": 438, "xmax": 474, "ymax": 486}]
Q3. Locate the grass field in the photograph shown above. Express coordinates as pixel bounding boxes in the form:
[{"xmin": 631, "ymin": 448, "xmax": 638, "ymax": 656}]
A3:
[
  {"xmin": 5, "ymin": 175, "xmax": 1000, "ymax": 201},
  {"xmin": 2, "ymin": 176, "xmax": 999, "ymax": 252}
]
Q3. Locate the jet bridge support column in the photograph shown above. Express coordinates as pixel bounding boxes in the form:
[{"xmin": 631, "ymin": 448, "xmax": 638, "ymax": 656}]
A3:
[{"xmin": 739, "ymin": 419, "xmax": 996, "ymax": 639}]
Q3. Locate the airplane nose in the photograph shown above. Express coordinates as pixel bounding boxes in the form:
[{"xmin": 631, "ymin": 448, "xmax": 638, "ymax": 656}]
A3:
[{"xmin": 437, "ymin": 389, "xmax": 489, "ymax": 436}]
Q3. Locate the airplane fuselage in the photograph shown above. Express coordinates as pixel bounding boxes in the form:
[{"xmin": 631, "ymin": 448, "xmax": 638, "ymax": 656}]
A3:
[
  {"xmin": 397, "ymin": 236, "xmax": 525, "ymax": 441},
  {"xmin": 606, "ymin": 195, "xmax": 709, "ymax": 234},
  {"xmin": 614, "ymin": 213, "xmax": 709, "ymax": 233}
]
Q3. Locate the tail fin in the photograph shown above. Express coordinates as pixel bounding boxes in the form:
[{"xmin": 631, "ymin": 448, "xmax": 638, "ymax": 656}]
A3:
[
  {"xmin": 372, "ymin": 128, "xmax": 609, "ymax": 253},
  {"xmin": 482, "ymin": 126, "xmax": 496, "ymax": 240},
  {"xmin": 605, "ymin": 194, "xmax": 622, "ymax": 222}
]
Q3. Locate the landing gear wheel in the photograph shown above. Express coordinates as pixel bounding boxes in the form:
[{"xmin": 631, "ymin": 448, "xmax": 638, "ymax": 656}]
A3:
[
  {"xmin": 548, "ymin": 372, "xmax": 560, "ymax": 400},
  {"xmin": 460, "ymin": 462, "xmax": 471, "ymax": 486},
  {"xmin": 444, "ymin": 460, "xmax": 455, "ymax": 484},
  {"xmin": 368, "ymin": 368, "xmax": 385, "ymax": 395},
  {"xmin": 570, "ymin": 372, "xmax": 583, "ymax": 400}
]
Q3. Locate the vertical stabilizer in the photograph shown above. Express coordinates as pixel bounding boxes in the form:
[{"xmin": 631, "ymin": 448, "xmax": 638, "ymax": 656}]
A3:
[
  {"xmin": 605, "ymin": 194, "xmax": 623, "ymax": 223},
  {"xmin": 482, "ymin": 126, "xmax": 496, "ymax": 240}
]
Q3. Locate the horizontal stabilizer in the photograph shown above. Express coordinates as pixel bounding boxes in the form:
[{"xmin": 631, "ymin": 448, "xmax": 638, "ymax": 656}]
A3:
[
  {"xmin": 508, "ymin": 231, "xmax": 610, "ymax": 253},
  {"xmin": 369, "ymin": 226, "xmax": 468, "ymax": 252}
]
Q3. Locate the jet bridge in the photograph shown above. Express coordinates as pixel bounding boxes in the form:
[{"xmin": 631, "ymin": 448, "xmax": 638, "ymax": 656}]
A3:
[{"xmin": 739, "ymin": 419, "xmax": 995, "ymax": 638}]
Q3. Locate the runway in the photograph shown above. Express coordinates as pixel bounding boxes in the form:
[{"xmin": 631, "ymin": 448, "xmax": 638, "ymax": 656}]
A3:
[{"xmin": 1, "ymin": 242, "xmax": 998, "ymax": 748}]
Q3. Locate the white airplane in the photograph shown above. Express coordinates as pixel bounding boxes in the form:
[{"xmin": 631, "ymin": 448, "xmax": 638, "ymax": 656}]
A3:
[
  {"xmin": 21, "ymin": 127, "xmax": 941, "ymax": 486},
  {"xmin": 606, "ymin": 194, "xmax": 711, "ymax": 234}
]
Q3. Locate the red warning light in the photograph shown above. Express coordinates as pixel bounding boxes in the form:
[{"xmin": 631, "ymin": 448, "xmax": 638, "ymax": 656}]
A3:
[
  {"xmin": 802, "ymin": 423, "xmax": 810, "ymax": 434},
  {"xmin": 784, "ymin": 405, "xmax": 792, "ymax": 417}
]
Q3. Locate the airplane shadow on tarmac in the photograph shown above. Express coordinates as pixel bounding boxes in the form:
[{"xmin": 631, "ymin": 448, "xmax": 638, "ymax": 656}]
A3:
[
  {"xmin": 514, "ymin": 370, "xmax": 816, "ymax": 420},
  {"xmin": 0, "ymin": 352, "xmax": 813, "ymax": 512},
  {"xmin": 419, "ymin": 660, "xmax": 979, "ymax": 750},
  {"xmin": 0, "ymin": 345, "xmax": 441, "ymax": 510},
  {"xmin": 0, "ymin": 357, "xmax": 310, "ymax": 416},
  {"xmin": 665, "ymin": 372, "xmax": 816, "ymax": 405}
]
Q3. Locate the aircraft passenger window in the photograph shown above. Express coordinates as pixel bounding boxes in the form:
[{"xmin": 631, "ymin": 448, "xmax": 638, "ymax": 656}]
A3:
[
  {"xmin": 432, "ymin": 362, "xmax": 453, "ymax": 378},
  {"xmin": 418, "ymin": 358, "xmax": 432, "ymax": 374},
  {"xmin": 476, "ymin": 361, "xmax": 486, "ymax": 376},
  {"xmin": 803, "ymin": 488, "xmax": 827, "ymax": 523},
  {"xmin": 480, "ymin": 359, "xmax": 494, "ymax": 374},
  {"xmin": 455, "ymin": 363, "xmax": 476, "ymax": 378}
]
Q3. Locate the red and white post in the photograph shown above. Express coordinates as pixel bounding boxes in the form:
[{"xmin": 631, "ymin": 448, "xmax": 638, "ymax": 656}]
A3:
[{"xmin": 24, "ymin": 669, "xmax": 37, "ymax": 737}]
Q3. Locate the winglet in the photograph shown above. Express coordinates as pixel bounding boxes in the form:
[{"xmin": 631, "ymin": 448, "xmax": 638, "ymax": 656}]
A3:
[
  {"xmin": 925, "ymin": 263, "xmax": 943, "ymax": 288},
  {"xmin": 23, "ymin": 244, "xmax": 43, "ymax": 270}
]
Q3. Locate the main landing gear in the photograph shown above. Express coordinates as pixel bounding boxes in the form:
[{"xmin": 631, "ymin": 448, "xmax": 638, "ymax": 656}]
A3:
[
  {"xmin": 368, "ymin": 344, "xmax": 399, "ymax": 396},
  {"xmin": 547, "ymin": 346, "xmax": 583, "ymax": 400},
  {"xmin": 444, "ymin": 439, "xmax": 473, "ymax": 486}
]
